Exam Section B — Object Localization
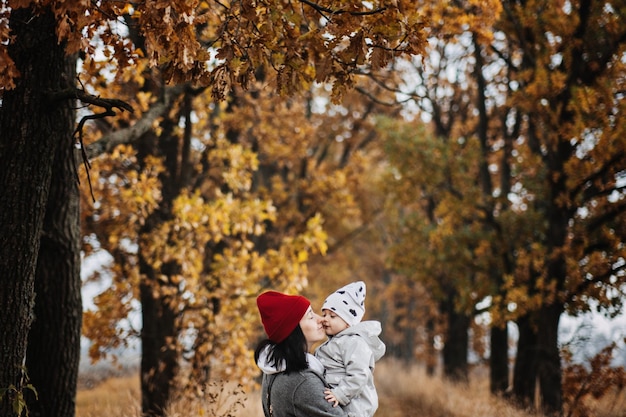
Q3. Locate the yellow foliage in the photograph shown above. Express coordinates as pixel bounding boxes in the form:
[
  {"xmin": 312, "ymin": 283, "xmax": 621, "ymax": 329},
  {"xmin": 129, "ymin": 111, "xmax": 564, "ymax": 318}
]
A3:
[{"xmin": 64, "ymin": 0, "xmax": 626, "ymax": 408}]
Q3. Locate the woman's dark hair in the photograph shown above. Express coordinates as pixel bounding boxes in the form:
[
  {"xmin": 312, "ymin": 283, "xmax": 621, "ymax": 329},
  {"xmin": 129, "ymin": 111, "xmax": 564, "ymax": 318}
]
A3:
[{"xmin": 254, "ymin": 325, "xmax": 308, "ymax": 373}]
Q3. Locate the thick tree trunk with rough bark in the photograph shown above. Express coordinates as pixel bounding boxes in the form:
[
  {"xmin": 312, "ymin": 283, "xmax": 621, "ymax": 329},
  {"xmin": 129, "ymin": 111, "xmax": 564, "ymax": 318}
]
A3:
[
  {"xmin": 0, "ymin": 6, "xmax": 68, "ymax": 417},
  {"xmin": 25, "ymin": 71, "xmax": 81, "ymax": 417}
]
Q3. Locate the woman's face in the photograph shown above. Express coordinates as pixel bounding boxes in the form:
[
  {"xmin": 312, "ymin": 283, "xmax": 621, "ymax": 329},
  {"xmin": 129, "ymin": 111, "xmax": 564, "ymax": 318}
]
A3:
[{"xmin": 299, "ymin": 306, "xmax": 326, "ymax": 350}]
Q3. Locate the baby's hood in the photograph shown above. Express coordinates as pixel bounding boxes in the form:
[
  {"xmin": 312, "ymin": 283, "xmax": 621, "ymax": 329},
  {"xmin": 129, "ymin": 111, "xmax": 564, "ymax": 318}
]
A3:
[{"xmin": 342, "ymin": 320, "xmax": 386, "ymax": 361}]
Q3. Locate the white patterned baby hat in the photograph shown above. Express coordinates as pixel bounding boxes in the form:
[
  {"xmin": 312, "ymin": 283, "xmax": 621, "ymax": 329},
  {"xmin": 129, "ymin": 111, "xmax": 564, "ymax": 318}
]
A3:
[{"xmin": 322, "ymin": 281, "xmax": 366, "ymax": 326}]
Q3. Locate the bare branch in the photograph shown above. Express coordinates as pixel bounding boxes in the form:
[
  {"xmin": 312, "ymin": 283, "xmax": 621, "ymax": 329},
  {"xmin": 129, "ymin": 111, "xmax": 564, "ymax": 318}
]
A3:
[{"xmin": 47, "ymin": 87, "xmax": 134, "ymax": 201}]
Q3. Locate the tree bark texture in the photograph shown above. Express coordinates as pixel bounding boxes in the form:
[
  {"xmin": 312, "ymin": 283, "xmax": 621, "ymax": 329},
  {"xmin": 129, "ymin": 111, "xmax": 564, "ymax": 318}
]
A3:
[
  {"xmin": 25, "ymin": 52, "xmax": 81, "ymax": 417},
  {"xmin": 0, "ymin": 6, "xmax": 66, "ymax": 416}
]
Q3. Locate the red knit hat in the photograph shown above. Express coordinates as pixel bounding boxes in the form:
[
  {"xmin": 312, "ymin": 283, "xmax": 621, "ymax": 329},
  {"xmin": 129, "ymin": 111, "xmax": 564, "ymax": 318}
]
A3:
[{"xmin": 257, "ymin": 291, "xmax": 311, "ymax": 343}]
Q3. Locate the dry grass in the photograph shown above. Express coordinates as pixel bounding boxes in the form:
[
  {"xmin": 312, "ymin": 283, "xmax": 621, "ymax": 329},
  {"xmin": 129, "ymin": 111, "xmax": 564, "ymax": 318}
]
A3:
[
  {"xmin": 77, "ymin": 359, "xmax": 625, "ymax": 417},
  {"xmin": 76, "ymin": 373, "xmax": 141, "ymax": 417},
  {"xmin": 374, "ymin": 360, "xmax": 537, "ymax": 417}
]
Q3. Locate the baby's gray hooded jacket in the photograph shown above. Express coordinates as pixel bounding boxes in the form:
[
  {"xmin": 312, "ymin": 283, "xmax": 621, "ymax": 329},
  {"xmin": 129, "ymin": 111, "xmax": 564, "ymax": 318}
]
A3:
[{"xmin": 315, "ymin": 321, "xmax": 386, "ymax": 417}]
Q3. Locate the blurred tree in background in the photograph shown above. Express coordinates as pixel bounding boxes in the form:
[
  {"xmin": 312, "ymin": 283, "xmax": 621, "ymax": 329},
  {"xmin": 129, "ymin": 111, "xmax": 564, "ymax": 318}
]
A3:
[{"xmin": 373, "ymin": 1, "xmax": 626, "ymax": 415}]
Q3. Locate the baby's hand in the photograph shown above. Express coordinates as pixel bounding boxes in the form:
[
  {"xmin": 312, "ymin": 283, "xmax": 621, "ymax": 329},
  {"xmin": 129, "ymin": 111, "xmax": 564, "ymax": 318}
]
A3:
[{"xmin": 324, "ymin": 389, "xmax": 339, "ymax": 407}]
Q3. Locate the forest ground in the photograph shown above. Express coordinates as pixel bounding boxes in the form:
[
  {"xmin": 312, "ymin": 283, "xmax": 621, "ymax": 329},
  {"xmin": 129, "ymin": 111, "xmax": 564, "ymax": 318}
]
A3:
[{"xmin": 75, "ymin": 358, "xmax": 626, "ymax": 417}]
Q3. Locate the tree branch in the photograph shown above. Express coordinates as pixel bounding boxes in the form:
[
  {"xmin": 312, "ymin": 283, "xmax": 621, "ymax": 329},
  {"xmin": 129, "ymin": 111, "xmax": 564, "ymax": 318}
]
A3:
[
  {"xmin": 47, "ymin": 87, "xmax": 136, "ymax": 201},
  {"xmin": 49, "ymin": 87, "xmax": 135, "ymax": 163},
  {"xmin": 298, "ymin": 0, "xmax": 386, "ymax": 16},
  {"xmin": 85, "ymin": 84, "xmax": 187, "ymax": 159},
  {"xmin": 585, "ymin": 198, "xmax": 626, "ymax": 233}
]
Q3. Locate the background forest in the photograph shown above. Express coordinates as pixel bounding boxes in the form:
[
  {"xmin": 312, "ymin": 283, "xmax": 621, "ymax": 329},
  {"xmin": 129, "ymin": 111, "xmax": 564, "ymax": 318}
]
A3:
[{"xmin": 0, "ymin": 1, "xmax": 625, "ymax": 417}]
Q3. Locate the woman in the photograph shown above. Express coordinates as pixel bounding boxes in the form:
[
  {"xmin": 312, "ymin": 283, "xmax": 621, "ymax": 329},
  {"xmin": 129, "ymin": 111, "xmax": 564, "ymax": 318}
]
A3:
[{"xmin": 255, "ymin": 291, "xmax": 347, "ymax": 417}]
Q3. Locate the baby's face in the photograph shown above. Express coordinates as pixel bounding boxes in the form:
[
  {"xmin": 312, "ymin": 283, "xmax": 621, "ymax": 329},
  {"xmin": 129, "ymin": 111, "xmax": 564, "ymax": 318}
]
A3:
[{"xmin": 321, "ymin": 309, "xmax": 350, "ymax": 336}]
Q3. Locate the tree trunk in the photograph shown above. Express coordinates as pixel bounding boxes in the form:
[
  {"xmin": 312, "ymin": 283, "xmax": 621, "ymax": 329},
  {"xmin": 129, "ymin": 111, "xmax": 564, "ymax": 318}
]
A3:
[
  {"xmin": 441, "ymin": 293, "xmax": 470, "ymax": 382},
  {"xmin": 490, "ymin": 323, "xmax": 509, "ymax": 394},
  {"xmin": 139, "ymin": 276, "xmax": 179, "ymax": 417},
  {"xmin": 536, "ymin": 169, "xmax": 568, "ymax": 415},
  {"xmin": 137, "ymin": 124, "xmax": 183, "ymax": 417},
  {"xmin": 400, "ymin": 297, "xmax": 418, "ymax": 362},
  {"xmin": 536, "ymin": 303, "xmax": 563, "ymax": 416},
  {"xmin": 425, "ymin": 317, "xmax": 437, "ymax": 376},
  {"xmin": 512, "ymin": 305, "xmax": 563, "ymax": 415},
  {"xmin": 0, "ymin": 6, "xmax": 65, "ymax": 417},
  {"xmin": 512, "ymin": 314, "xmax": 539, "ymax": 408},
  {"xmin": 26, "ymin": 62, "xmax": 81, "ymax": 417}
]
